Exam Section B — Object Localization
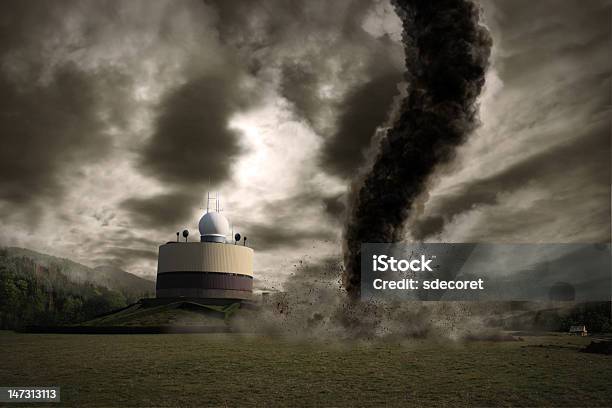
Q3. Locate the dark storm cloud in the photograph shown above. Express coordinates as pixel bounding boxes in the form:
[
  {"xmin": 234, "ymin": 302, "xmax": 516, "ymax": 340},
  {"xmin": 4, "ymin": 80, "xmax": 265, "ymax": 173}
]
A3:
[
  {"xmin": 279, "ymin": 63, "xmax": 321, "ymax": 131},
  {"xmin": 482, "ymin": 0, "xmax": 610, "ymax": 80},
  {"xmin": 120, "ymin": 191, "xmax": 201, "ymax": 230},
  {"xmin": 0, "ymin": 0, "xmax": 140, "ymax": 222},
  {"xmin": 278, "ymin": 39, "xmax": 404, "ymax": 179},
  {"xmin": 122, "ymin": 0, "xmax": 403, "ymax": 253},
  {"xmin": 139, "ymin": 72, "xmax": 253, "ymax": 186},
  {"xmin": 323, "ymin": 193, "xmax": 347, "ymax": 220},
  {"xmin": 207, "ymin": 0, "xmax": 405, "ymax": 179},
  {"xmin": 235, "ymin": 190, "xmax": 342, "ymax": 251},
  {"xmin": 207, "ymin": 0, "xmax": 374, "ymax": 50},
  {"xmin": 285, "ymin": 190, "xmax": 348, "ymax": 224},
  {"xmin": 0, "ymin": 63, "xmax": 111, "ymax": 217},
  {"xmin": 259, "ymin": 190, "xmax": 339, "ymax": 220},
  {"xmin": 126, "ymin": 67, "xmax": 260, "ymax": 231},
  {"xmin": 242, "ymin": 222, "xmax": 335, "ymax": 252},
  {"xmin": 318, "ymin": 33, "xmax": 405, "ymax": 178},
  {"xmin": 0, "ymin": 1, "xmax": 70, "ymax": 60},
  {"xmin": 411, "ymin": 119, "xmax": 610, "ymax": 239},
  {"xmin": 320, "ymin": 69, "xmax": 402, "ymax": 178}
]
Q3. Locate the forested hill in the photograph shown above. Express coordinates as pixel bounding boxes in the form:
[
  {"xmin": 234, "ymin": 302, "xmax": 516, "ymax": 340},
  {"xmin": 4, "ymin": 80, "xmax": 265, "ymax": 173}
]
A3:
[
  {"xmin": 0, "ymin": 247, "xmax": 155, "ymax": 330},
  {"xmin": 4, "ymin": 247, "xmax": 155, "ymax": 297}
]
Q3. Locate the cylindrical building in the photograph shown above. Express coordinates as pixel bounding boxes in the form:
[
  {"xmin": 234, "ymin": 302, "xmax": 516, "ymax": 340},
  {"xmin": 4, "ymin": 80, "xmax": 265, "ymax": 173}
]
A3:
[{"xmin": 155, "ymin": 208, "xmax": 253, "ymax": 303}]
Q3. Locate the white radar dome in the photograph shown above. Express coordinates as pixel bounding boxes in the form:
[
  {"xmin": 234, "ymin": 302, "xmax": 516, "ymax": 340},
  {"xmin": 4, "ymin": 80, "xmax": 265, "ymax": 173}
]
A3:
[{"xmin": 198, "ymin": 212, "xmax": 230, "ymax": 242}]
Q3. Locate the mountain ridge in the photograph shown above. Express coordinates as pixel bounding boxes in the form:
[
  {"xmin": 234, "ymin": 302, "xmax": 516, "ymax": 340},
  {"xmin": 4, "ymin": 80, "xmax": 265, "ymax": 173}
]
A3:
[{"xmin": 3, "ymin": 246, "xmax": 155, "ymax": 298}]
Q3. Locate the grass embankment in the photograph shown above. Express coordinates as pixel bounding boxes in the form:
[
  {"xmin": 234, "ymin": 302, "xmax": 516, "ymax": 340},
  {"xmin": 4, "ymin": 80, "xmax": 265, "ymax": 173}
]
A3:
[{"xmin": 0, "ymin": 331, "xmax": 610, "ymax": 406}]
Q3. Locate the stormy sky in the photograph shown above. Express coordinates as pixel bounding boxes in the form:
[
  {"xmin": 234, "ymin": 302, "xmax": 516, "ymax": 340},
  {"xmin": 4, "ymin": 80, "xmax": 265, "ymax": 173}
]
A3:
[{"xmin": 0, "ymin": 0, "xmax": 609, "ymax": 286}]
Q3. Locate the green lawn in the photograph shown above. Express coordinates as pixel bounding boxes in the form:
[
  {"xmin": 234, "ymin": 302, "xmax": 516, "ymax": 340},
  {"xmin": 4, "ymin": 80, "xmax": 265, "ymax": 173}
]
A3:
[{"xmin": 0, "ymin": 331, "xmax": 610, "ymax": 407}]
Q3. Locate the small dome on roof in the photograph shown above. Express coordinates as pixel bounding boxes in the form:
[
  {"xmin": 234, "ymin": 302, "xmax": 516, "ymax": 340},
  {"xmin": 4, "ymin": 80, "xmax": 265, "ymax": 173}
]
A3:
[{"xmin": 198, "ymin": 212, "xmax": 229, "ymax": 242}]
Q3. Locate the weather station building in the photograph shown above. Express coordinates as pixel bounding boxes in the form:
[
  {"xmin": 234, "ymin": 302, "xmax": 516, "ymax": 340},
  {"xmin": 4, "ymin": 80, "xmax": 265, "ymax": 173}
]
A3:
[{"xmin": 155, "ymin": 194, "xmax": 253, "ymax": 305}]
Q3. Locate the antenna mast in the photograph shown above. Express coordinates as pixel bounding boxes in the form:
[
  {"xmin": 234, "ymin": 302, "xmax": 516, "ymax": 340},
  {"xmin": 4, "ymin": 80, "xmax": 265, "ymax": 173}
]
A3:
[{"xmin": 205, "ymin": 192, "xmax": 222, "ymax": 213}]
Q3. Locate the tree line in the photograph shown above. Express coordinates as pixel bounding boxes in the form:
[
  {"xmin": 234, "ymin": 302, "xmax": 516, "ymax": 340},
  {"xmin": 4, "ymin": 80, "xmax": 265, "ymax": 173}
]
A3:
[{"xmin": 0, "ymin": 249, "xmax": 129, "ymax": 330}]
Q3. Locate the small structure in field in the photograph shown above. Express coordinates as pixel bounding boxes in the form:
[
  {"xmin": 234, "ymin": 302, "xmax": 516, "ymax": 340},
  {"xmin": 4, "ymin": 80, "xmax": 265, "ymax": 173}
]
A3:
[{"xmin": 569, "ymin": 325, "xmax": 588, "ymax": 336}]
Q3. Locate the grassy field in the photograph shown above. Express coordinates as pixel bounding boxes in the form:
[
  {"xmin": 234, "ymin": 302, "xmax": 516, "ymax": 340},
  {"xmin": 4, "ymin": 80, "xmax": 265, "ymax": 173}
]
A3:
[{"xmin": 0, "ymin": 331, "xmax": 610, "ymax": 407}]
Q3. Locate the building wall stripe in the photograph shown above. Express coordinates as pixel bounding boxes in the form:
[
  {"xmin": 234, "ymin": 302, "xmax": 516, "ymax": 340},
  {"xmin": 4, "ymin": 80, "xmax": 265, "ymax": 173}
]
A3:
[
  {"xmin": 157, "ymin": 242, "xmax": 253, "ymax": 276},
  {"xmin": 156, "ymin": 271, "xmax": 253, "ymax": 291}
]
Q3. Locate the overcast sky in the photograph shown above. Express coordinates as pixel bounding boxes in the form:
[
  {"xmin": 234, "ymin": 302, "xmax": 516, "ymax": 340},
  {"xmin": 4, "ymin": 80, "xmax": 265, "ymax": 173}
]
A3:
[{"xmin": 0, "ymin": 0, "xmax": 609, "ymax": 287}]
